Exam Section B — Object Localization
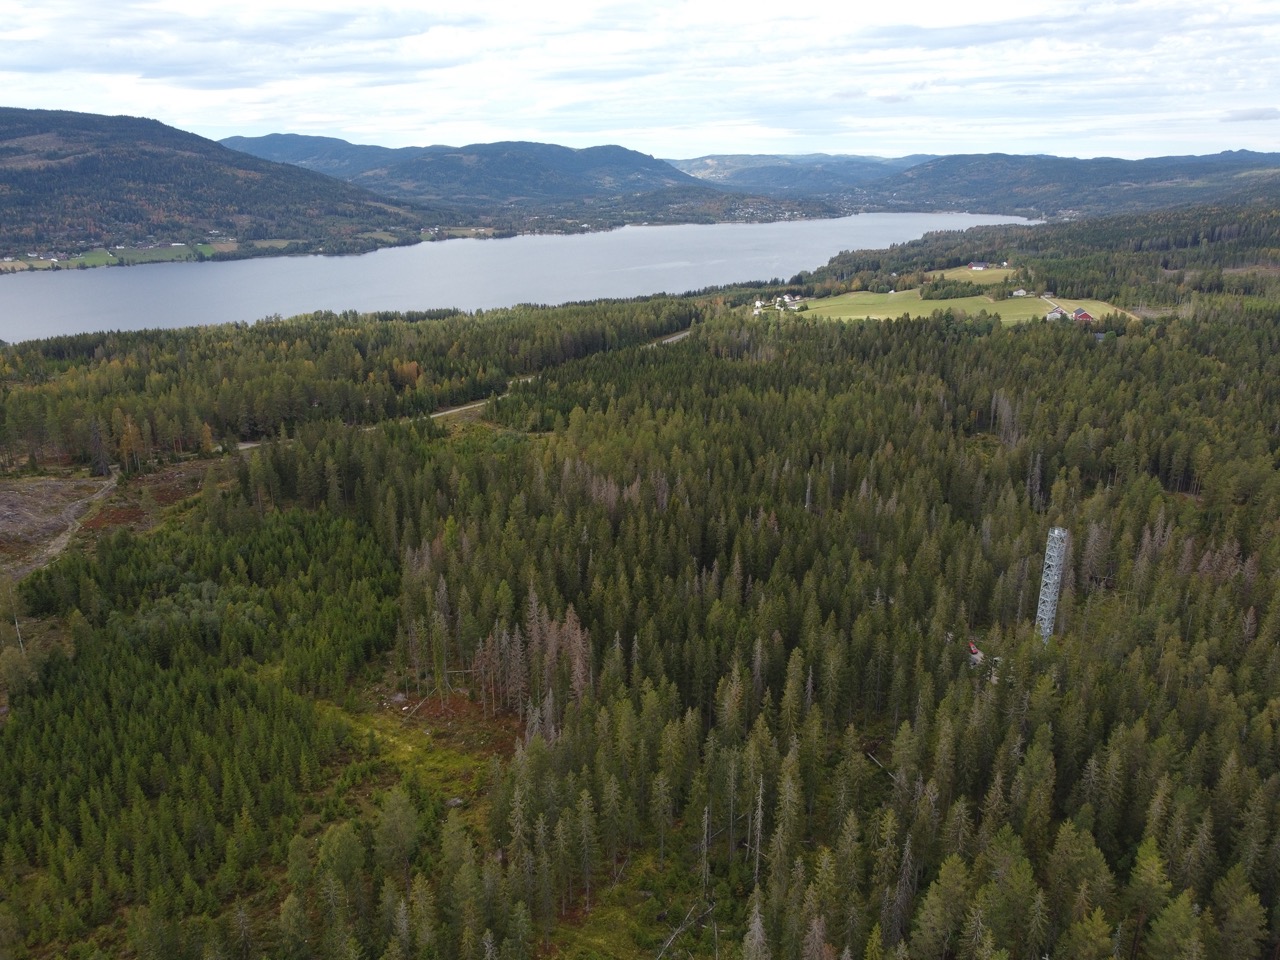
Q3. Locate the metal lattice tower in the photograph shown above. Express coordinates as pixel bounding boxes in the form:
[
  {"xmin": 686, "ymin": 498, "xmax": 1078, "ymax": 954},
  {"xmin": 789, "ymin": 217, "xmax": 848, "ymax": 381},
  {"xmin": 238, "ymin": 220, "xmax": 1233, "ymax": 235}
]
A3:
[{"xmin": 1035, "ymin": 527, "xmax": 1069, "ymax": 641}]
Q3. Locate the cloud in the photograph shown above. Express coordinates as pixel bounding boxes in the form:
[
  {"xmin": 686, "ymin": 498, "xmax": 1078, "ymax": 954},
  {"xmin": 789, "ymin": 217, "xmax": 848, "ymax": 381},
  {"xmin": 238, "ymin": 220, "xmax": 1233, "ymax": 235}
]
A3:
[
  {"xmin": 3, "ymin": 0, "xmax": 1280, "ymax": 158},
  {"xmin": 1222, "ymin": 107, "xmax": 1280, "ymax": 122}
]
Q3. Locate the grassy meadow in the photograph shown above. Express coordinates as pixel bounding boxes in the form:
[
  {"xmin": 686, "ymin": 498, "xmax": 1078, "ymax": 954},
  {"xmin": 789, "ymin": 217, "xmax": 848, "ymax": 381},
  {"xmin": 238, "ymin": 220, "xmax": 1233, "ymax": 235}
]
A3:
[
  {"xmin": 935, "ymin": 265, "xmax": 1017, "ymax": 284},
  {"xmin": 800, "ymin": 289, "xmax": 1131, "ymax": 324},
  {"xmin": 0, "ymin": 244, "xmax": 224, "ymax": 271}
]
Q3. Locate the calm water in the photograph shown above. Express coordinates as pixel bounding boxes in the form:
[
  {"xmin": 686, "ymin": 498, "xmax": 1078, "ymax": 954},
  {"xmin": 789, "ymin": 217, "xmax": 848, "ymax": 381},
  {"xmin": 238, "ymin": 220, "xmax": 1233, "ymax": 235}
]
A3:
[{"xmin": 0, "ymin": 213, "xmax": 1025, "ymax": 343}]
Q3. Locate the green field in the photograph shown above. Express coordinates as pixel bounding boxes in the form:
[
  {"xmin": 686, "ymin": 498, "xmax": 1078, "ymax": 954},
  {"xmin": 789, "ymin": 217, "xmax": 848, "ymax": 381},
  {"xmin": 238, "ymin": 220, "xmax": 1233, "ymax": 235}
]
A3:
[
  {"xmin": 4, "ymin": 245, "xmax": 225, "ymax": 271},
  {"xmin": 800, "ymin": 289, "xmax": 1130, "ymax": 324},
  {"xmin": 102, "ymin": 245, "xmax": 198, "ymax": 265},
  {"xmin": 935, "ymin": 265, "xmax": 1016, "ymax": 284},
  {"xmin": 78, "ymin": 249, "xmax": 119, "ymax": 266}
]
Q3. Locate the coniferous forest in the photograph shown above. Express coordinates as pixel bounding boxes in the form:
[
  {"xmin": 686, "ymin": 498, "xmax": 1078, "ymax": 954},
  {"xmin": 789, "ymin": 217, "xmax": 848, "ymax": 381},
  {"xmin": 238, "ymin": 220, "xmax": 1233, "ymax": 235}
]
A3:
[{"xmin": 2, "ymin": 205, "xmax": 1280, "ymax": 960}]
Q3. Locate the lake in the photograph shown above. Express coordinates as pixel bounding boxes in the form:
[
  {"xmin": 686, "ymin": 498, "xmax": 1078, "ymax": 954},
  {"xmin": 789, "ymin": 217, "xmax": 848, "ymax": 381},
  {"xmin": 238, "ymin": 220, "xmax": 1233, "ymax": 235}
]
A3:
[{"xmin": 0, "ymin": 213, "xmax": 1027, "ymax": 343}]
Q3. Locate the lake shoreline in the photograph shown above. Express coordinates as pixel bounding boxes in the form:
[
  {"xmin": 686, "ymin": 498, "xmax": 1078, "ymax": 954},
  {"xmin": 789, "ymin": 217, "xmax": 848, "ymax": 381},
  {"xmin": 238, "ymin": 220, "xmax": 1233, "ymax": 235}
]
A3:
[
  {"xmin": 0, "ymin": 205, "xmax": 1039, "ymax": 278},
  {"xmin": 0, "ymin": 212, "xmax": 1032, "ymax": 344}
]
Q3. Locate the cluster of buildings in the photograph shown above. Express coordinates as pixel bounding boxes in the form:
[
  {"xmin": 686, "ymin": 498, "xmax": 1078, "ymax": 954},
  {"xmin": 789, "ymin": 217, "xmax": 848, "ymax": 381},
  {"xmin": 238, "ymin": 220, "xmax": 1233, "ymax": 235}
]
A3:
[
  {"xmin": 753, "ymin": 294, "xmax": 805, "ymax": 315},
  {"xmin": 1046, "ymin": 306, "xmax": 1095, "ymax": 323}
]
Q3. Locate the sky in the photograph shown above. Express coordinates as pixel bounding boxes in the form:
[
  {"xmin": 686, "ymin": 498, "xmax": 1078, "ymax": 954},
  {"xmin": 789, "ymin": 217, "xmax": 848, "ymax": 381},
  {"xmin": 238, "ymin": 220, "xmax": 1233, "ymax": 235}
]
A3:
[{"xmin": 2, "ymin": 0, "xmax": 1278, "ymax": 160}]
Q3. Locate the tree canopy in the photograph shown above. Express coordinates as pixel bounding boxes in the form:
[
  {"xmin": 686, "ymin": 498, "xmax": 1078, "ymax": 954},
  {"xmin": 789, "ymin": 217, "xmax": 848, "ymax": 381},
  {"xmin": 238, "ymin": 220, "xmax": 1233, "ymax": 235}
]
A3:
[{"xmin": 2, "ymin": 204, "xmax": 1279, "ymax": 959}]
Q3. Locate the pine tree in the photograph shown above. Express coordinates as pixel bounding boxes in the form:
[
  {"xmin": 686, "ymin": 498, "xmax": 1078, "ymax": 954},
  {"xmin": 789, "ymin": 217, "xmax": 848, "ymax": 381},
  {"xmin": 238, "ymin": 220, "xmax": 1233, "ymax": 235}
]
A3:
[
  {"xmin": 908, "ymin": 855, "xmax": 969, "ymax": 960},
  {"xmin": 1124, "ymin": 837, "xmax": 1173, "ymax": 958},
  {"xmin": 1145, "ymin": 890, "xmax": 1204, "ymax": 960}
]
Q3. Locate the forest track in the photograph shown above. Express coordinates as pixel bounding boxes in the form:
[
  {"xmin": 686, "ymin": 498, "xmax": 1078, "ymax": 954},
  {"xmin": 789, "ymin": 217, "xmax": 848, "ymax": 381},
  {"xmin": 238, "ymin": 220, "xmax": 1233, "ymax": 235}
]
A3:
[
  {"xmin": 429, "ymin": 397, "xmax": 489, "ymax": 419},
  {"xmin": 236, "ymin": 323, "xmax": 690, "ymax": 447}
]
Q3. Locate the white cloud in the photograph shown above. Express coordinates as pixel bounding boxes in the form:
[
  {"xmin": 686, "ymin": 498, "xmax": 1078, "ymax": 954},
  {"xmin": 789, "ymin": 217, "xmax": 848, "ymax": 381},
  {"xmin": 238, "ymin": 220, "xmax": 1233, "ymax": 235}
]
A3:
[
  {"xmin": 1, "ymin": 0, "xmax": 1278, "ymax": 158},
  {"xmin": 1222, "ymin": 107, "xmax": 1280, "ymax": 123}
]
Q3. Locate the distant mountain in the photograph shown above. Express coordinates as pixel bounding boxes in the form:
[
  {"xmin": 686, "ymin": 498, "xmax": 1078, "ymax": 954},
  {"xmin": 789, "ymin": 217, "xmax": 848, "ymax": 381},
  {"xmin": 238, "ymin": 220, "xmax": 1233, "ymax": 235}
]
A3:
[
  {"xmin": 670, "ymin": 149, "xmax": 1280, "ymax": 218},
  {"xmin": 667, "ymin": 153, "xmax": 933, "ymax": 194},
  {"xmin": 0, "ymin": 107, "xmax": 432, "ymax": 258},
  {"xmin": 224, "ymin": 134, "xmax": 714, "ymax": 208},
  {"xmin": 220, "ymin": 133, "xmax": 429, "ymax": 179},
  {"xmin": 223, "ymin": 134, "xmax": 1280, "ymax": 226},
  {"xmin": 222, "ymin": 133, "xmax": 840, "ymax": 228},
  {"xmin": 13, "ymin": 109, "xmax": 1272, "ymax": 263},
  {"xmin": 862, "ymin": 151, "xmax": 1280, "ymax": 217}
]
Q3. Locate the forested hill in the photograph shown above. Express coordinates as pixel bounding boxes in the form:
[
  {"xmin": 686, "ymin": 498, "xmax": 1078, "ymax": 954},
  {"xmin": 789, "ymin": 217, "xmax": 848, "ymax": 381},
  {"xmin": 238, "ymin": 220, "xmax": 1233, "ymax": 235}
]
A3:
[
  {"xmin": 0, "ymin": 107, "xmax": 434, "ymax": 258},
  {"xmin": 228, "ymin": 136, "xmax": 1280, "ymax": 222},
  {"xmin": 667, "ymin": 153, "xmax": 933, "ymax": 193},
  {"xmin": 225, "ymin": 135, "xmax": 716, "ymax": 207},
  {"xmin": 867, "ymin": 151, "xmax": 1280, "ymax": 218},
  {"xmin": 222, "ymin": 134, "xmax": 838, "ymax": 227},
  {"xmin": 673, "ymin": 150, "xmax": 1280, "ymax": 219},
  {"xmin": 12, "ymin": 105, "xmax": 1272, "ymax": 260},
  {"xmin": 219, "ymin": 133, "xmax": 434, "ymax": 179},
  {"xmin": 797, "ymin": 201, "xmax": 1280, "ymax": 307}
]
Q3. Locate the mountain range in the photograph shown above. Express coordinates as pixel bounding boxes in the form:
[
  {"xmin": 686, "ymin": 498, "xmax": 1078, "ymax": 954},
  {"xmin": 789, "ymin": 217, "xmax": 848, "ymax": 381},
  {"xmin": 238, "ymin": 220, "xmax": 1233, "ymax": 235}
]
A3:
[
  {"xmin": 218, "ymin": 134, "xmax": 835, "ymax": 226},
  {"xmin": 5, "ymin": 106, "xmax": 1280, "ymax": 263},
  {"xmin": 226, "ymin": 132, "xmax": 1280, "ymax": 224},
  {"xmin": 221, "ymin": 135, "xmax": 707, "ymax": 204},
  {"xmin": 870, "ymin": 150, "xmax": 1280, "ymax": 216},
  {"xmin": 665, "ymin": 150, "xmax": 1280, "ymax": 216},
  {"xmin": 666, "ymin": 153, "xmax": 934, "ymax": 194}
]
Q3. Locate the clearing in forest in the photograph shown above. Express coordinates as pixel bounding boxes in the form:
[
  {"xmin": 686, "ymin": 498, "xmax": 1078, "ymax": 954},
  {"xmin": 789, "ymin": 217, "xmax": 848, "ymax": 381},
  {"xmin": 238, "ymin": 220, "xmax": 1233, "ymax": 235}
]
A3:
[
  {"xmin": 934, "ymin": 265, "xmax": 1017, "ymax": 284},
  {"xmin": 0, "ymin": 474, "xmax": 115, "ymax": 578},
  {"xmin": 0, "ymin": 462, "xmax": 207, "ymax": 578},
  {"xmin": 801, "ymin": 289, "xmax": 1130, "ymax": 324}
]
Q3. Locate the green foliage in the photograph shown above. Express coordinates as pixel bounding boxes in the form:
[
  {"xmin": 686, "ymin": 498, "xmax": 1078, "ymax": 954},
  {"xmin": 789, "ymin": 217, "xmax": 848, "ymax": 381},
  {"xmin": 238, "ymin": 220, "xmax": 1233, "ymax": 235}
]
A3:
[
  {"xmin": 5, "ymin": 235, "xmax": 1280, "ymax": 959},
  {"xmin": 846, "ymin": 152, "xmax": 1280, "ymax": 219},
  {"xmin": 808, "ymin": 200, "xmax": 1280, "ymax": 310},
  {"xmin": 0, "ymin": 299, "xmax": 697, "ymax": 465},
  {"xmin": 918, "ymin": 278, "xmax": 990, "ymax": 300}
]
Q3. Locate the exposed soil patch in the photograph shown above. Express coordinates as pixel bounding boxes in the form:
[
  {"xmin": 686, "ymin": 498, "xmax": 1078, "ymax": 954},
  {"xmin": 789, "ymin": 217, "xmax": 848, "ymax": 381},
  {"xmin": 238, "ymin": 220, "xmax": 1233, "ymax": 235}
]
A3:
[
  {"xmin": 82, "ymin": 506, "xmax": 146, "ymax": 530},
  {"xmin": 0, "ymin": 473, "xmax": 115, "ymax": 577},
  {"xmin": 139, "ymin": 463, "xmax": 206, "ymax": 506},
  {"xmin": 0, "ymin": 460, "xmax": 207, "ymax": 578},
  {"xmin": 382, "ymin": 688, "xmax": 522, "ymax": 760}
]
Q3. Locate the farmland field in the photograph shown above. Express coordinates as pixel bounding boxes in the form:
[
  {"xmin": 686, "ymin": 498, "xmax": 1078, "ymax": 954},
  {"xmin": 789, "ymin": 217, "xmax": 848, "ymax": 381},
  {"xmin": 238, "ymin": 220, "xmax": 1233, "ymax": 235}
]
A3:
[
  {"xmin": 935, "ymin": 265, "xmax": 1016, "ymax": 284},
  {"xmin": 0, "ymin": 244, "xmax": 225, "ymax": 272},
  {"xmin": 800, "ymin": 289, "xmax": 1131, "ymax": 323}
]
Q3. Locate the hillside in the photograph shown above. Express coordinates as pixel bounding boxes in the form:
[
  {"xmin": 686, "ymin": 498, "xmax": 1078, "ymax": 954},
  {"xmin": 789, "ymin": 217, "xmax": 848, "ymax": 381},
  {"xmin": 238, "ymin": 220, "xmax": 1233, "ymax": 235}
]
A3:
[
  {"xmin": 356, "ymin": 141, "xmax": 705, "ymax": 205},
  {"xmin": 201, "ymin": 131, "xmax": 1280, "ymax": 235},
  {"xmin": 9, "ymin": 109, "xmax": 1280, "ymax": 263},
  {"xmin": 672, "ymin": 149, "xmax": 1280, "ymax": 218},
  {"xmin": 224, "ymin": 135, "xmax": 703, "ymax": 201},
  {"xmin": 667, "ymin": 152, "xmax": 932, "ymax": 194},
  {"xmin": 220, "ymin": 132, "xmax": 432, "ymax": 179},
  {"xmin": 223, "ymin": 134, "xmax": 837, "ymax": 227},
  {"xmin": 0, "ymin": 107, "xmax": 433, "ymax": 259},
  {"xmin": 863, "ymin": 150, "xmax": 1280, "ymax": 217}
]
